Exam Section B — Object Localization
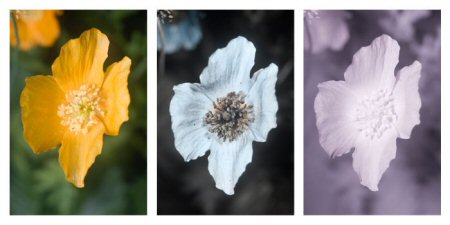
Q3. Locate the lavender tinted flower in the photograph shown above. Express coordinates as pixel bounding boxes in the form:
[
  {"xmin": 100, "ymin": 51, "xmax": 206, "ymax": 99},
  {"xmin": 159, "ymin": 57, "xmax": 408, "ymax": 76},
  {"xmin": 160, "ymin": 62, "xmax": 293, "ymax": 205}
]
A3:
[
  {"xmin": 314, "ymin": 35, "xmax": 422, "ymax": 191},
  {"xmin": 304, "ymin": 10, "xmax": 351, "ymax": 54}
]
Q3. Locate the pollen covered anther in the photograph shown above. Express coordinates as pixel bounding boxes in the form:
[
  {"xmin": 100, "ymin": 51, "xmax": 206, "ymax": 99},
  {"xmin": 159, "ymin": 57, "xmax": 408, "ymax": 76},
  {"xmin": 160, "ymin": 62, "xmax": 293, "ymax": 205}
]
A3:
[
  {"xmin": 205, "ymin": 91, "xmax": 254, "ymax": 142},
  {"xmin": 57, "ymin": 84, "xmax": 104, "ymax": 135}
]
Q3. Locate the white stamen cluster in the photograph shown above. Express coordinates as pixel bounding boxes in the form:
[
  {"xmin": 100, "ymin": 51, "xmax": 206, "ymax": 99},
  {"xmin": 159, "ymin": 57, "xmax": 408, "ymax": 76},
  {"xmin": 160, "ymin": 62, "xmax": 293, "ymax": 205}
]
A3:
[
  {"xmin": 205, "ymin": 91, "xmax": 254, "ymax": 142},
  {"xmin": 57, "ymin": 84, "xmax": 104, "ymax": 135},
  {"xmin": 355, "ymin": 89, "xmax": 397, "ymax": 140}
]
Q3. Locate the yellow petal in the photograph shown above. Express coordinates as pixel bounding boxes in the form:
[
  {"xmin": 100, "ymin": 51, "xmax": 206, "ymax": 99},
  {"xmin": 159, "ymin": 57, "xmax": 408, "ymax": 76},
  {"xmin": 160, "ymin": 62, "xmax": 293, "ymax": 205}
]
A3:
[
  {"xmin": 10, "ymin": 10, "xmax": 61, "ymax": 50},
  {"xmin": 99, "ymin": 57, "xmax": 131, "ymax": 136},
  {"xmin": 52, "ymin": 28, "xmax": 109, "ymax": 93},
  {"xmin": 59, "ymin": 123, "xmax": 104, "ymax": 188},
  {"xmin": 20, "ymin": 75, "xmax": 66, "ymax": 153}
]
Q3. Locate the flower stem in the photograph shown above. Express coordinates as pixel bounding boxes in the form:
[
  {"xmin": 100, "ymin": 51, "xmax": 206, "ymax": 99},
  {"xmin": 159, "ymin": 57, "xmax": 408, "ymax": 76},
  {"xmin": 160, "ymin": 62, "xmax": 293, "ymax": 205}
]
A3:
[
  {"xmin": 11, "ymin": 12, "xmax": 21, "ymax": 49},
  {"xmin": 157, "ymin": 18, "xmax": 166, "ymax": 79},
  {"xmin": 10, "ymin": 12, "xmax": 20, "ymax": 104},
  {"xmin": 304, "ymin": 19, "xmax": 313, "ymax": 53}
]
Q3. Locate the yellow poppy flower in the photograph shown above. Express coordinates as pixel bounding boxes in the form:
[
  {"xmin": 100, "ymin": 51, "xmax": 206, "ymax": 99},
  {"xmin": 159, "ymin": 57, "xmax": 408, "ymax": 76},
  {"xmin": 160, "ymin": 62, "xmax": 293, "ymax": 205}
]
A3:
[
  {"xmin": 20, "ymin": 28, "xmax": 132, "ymax": 188},
  {"xmin": 10, "ymin": 10, "xmax": 62, "ymax": 50}
]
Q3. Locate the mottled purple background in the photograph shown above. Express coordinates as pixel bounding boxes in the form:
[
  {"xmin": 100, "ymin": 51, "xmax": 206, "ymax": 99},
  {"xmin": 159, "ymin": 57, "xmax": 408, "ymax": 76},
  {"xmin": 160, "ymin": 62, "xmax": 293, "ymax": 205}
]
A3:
[{"xmin": 304, "ymin": 10, "xmax": 440, "ymax": 215}]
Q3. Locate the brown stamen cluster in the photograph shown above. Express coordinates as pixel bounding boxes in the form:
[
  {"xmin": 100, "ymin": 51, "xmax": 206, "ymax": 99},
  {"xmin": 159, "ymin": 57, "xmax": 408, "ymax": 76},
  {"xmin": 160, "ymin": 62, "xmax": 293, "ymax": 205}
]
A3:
[{"xmin": 205, "ymin": 91, "xmax": 254, "ymax": 142}]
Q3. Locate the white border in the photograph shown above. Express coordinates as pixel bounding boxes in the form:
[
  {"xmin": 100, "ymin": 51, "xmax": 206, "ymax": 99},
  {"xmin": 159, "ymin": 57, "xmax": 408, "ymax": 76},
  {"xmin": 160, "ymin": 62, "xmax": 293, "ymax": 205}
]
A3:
[{"xmin": 0, "ymin": 0, "xmax": 446, "ymax": 224}]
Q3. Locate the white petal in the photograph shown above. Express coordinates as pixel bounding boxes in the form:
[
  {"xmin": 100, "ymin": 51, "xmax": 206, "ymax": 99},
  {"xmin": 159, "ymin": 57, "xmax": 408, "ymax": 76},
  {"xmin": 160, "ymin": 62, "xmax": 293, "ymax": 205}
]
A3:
[
  {"xmin": 247, "ymin": 63, "xmax": 278, "ymax": 142},
  {"xmin": 393, "ymin": 61, "xmax": 422, "ymax": 139},
  {"xmin": 199, "ymin": 36, "xmax": 255, "ymax": 97},
  {"xmin": 170, "ymin": 83, "xmax": 213, "ymax": 161},
  {"xmin": 314, "ymin": 80, "xmax": 360, "ymax": 157},
  {"xmin": 207, "ymin": 135, "xmax": 253, "ymax": 195},
  {"xmin": 306, "ymin": 10, "xmax": 350, "ymax": 54},
  {"xmin": 352, "ymin": 129, "xmax": 397, "ymax": 191},
  {"xmin": 344, "ymin": 34, "xmax": 399, "ymax": 93}
]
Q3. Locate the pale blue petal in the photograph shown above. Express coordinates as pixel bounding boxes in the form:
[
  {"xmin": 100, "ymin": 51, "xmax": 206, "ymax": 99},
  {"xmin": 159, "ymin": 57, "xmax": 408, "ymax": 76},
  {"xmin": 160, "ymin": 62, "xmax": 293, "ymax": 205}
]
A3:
[
  {"xmin": 199, "ymin": 36, "xmax": 255, "ymax": 98},
  {"xmin": 247, "ymin": 63, "xmax": 278, "ymax": 142},
  {"xmin": 207, "ymin": 135, "xmax": 253, "ymax": 195},
  {"xmin": 393, "ymin": 61, "xmax": 422, "ymax": 139},
  {"xmin": 170, "ymin": 83, "xmax": 213, "ymax": 161}
]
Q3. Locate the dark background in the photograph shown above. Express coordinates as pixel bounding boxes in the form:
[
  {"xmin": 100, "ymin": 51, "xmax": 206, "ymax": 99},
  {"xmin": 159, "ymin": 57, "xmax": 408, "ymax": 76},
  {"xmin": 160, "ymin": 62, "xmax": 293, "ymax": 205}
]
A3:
[
  {"xmin": 304, "ymin": 10, "xmax": 440, "ymax": 215},
  {"xmin": 157, "ymin": 10, "xmax": 294, "ymax": 215},
  {"xmin": 10, "ymin": 10, "xmax": 147, "ymax": 215}
]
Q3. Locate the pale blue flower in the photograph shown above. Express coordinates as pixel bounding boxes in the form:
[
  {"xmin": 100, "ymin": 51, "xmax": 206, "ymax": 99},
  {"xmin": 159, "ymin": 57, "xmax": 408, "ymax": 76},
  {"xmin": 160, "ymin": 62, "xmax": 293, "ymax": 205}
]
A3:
[
  {"xmin": 157, "ymin": 11, "xmax": 202, "ymax": 54},
  {"xmin": 314, "ymin": 35, "xmax": 422, "ymax": 191},
  {"xmin": 169, "ymin": 36, "xmax": 278, "ymax": 195}
]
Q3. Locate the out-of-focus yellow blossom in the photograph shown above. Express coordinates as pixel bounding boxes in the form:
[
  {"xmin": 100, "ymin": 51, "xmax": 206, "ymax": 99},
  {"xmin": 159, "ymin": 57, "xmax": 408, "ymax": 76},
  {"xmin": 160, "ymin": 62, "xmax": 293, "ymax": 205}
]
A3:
[{"xmin": 10, "ymin": 10, "xmax": 62, "ymax": 50}]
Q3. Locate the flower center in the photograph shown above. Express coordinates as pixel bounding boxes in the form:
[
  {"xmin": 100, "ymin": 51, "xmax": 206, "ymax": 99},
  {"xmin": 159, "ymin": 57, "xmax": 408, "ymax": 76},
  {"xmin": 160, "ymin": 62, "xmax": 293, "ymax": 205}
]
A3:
[
  {"xmin": 354, "ymin": 89, "xmax": 397, "ymax": 140},
  {"xmin": 57, "ymin": 84, "xmax": 104, "ymax": 135},
  {"xmin": 204, "ymin": 91, "xmax": 254, "ymax": 142},
  {"xmin": 13, "ymin": 10, "xmax": 44, "ymax": 22}
]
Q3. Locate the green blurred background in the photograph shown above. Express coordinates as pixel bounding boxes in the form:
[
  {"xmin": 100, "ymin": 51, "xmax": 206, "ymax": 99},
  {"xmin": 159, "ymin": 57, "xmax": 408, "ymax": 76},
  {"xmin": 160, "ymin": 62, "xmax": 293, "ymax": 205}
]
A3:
[{"xmin": 10, "ymin": 10, "xmax": 147, "ymax": 215}]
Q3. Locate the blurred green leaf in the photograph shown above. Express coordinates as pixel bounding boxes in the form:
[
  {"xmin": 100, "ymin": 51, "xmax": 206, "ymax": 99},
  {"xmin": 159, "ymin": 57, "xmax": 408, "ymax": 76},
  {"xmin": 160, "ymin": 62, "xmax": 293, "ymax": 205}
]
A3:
[
  {"xmin": 10, "ymin": 110, "xmax": 38, "ymax": 214},
  {"xmin": 129, "ymin": 177, "xmax": 147, "ymax": 214},
  {"xmin": 79, "ymin": 168, "xmax": 127, "ymax": 215},
  {"xmin": 126, "ymin": 31, "xmax": 147, "ymax": 59},
  {"xmin": 34, "ymin": 161, "xmax": 79, "ymax": 214}
]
